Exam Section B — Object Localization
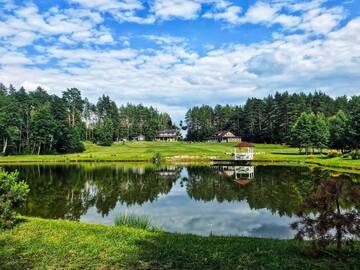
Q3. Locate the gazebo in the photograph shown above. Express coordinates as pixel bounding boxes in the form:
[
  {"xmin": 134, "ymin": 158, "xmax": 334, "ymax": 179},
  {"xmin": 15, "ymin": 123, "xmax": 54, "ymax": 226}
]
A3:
[{"xmin": 233, "ymin": 141, "xmax": 254, "ymax": 161}]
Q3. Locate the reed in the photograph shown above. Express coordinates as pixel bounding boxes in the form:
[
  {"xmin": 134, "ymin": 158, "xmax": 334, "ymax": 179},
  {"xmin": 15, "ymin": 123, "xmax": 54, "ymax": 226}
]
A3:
[{"xmin": 114, "ymin": 213, "xmax": 157, "ymax": 231}]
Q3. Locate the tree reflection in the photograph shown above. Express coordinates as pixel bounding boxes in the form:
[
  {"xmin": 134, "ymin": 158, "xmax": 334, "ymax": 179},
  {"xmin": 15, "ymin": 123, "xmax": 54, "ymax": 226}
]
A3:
[
  {"xmin": 185, "ymin": 165, "xmax": 315, "ymax": 216},
  {"xmin": 291, "ymin": 178, "xmax": 360, "ymax": 255},
  {"xmin": 4, "ymin": 163, "xmax": 360, "ymax": 230},
  {"xmin": 5, "ymin": 164, "xmax": 179, "ymax": 219}
]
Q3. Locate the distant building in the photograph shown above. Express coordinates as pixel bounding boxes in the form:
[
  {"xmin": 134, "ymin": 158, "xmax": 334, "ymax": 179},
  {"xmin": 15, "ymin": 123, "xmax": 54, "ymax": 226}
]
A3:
[
  {"xmin": 155, "ymin": 129, "xmax": 178, "ymax": 142},
  {"xmin": 132, "ymin": 134, "xmax": 145, "ymax": 141},
  {"xmin": 208, "ymin": 131, "xmax": 241, "ymax": 143}
]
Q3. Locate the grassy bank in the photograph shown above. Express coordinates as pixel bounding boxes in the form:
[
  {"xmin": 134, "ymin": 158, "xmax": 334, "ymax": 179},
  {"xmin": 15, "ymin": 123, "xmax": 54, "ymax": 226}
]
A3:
[
  {"xmin": 1, "ymin": 217, "xmax": 359, "ymax": 269},
  {"xmin": 0, "ymin": 141, "xmax": 358, "ymax": 171}
]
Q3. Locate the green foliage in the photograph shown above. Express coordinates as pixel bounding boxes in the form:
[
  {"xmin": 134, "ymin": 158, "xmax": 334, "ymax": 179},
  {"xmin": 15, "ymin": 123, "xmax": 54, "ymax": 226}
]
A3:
[
  {"xmin": 292, "ymin": 179, "xmax": 360, "ymax": 257},
  {"xmin": 290, "ymin": 113, "xmax": 312, "ymax": 153},
  {"xmin": 349, "ymin": 96, "xmax": 360, "ymax": 149},
  {"xmin": 118, "ymin": 104, "xmax": 175, "ymax": 140},
  {"xmin": 350, "ymin": 150, "xmax": 360, "ymax": 160},
  {"xmin": 327, "ymin": 150, "xmax": 340, "ymax": 158},
  {"xmin": 329, "ymin": 110, "xmax": 350, "ymax": 151},
  {"xmin": 185, "ymin": 91, "xmax": 341, "ymax": 143},
  {"xmin": 114, "ymin": 213, "xmax": 158, "ymax": 231},
  {"xmin": 0, "ymin": 168, "xmax": 29, "ymax": 229},
  {"xmin": 290, "ymin": 112, "xmax": 330, "ymax": 154},
  {"xmin": 0, "ymin": 85, "xmax": 85, "ymax": 155},
  {"xmin": 95, "ymin": 118, "xmax": 114, "ymax": 146},
  {"xmin": 311, "ymin": 113, "xmax": 330, "ymax": 153},
  {"xmin": 56, "ymin": 127, "xmax": 85, "ymax": 153},
  {"xmin": 152, "ymin": 152, "xmax": 161, "ymax": 163},
  {"xmin": 31, "ymin": 105, "xmax": 56, "ymax": 154}
]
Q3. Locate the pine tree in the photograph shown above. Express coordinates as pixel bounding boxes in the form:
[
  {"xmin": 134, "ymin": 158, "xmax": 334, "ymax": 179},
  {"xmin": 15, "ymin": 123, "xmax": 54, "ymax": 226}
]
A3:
[{"xmin": 329, "ymin": 110, "xmax": 350, "ymax": 152}]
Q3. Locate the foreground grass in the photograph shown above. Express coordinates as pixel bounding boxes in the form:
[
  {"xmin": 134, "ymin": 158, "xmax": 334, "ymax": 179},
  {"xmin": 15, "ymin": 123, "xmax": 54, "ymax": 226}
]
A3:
[
  {"xmin": 1, "ymin": 217, "xmax": 359, "ymax": 269},
  {"xmin": 0, "ymin": 141, "xmax": 358, "ymax": 171}
]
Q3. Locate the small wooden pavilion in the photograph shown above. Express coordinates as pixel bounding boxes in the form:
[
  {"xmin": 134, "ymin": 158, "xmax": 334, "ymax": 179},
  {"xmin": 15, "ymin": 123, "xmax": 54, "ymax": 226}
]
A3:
[{"xmin": 233, "ymin": 141, "xmax": 254, "ymax": 161}]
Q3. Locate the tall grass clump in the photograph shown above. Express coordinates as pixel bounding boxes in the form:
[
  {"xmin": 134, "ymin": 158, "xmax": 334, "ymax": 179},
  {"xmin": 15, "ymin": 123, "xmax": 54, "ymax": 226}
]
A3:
[{"xmin": 114, "ymin": 213, "xmax": 158, "ymax": 231}]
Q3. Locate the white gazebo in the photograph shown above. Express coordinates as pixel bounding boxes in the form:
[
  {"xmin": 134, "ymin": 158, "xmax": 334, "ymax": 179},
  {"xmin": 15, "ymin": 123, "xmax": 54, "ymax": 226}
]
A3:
[{"xmin": 233, "ymin": 141, "xmax": 254, "ymax": 161}]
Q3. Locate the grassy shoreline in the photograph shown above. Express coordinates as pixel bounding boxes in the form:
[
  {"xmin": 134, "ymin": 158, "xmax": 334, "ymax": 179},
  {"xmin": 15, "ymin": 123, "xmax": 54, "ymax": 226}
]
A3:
[
  {"xmin": 1, "ymin": 217, "xmax": 359, "ymax": 269},
  {"xmin": 0, "ymin": 141, "xmax": 358, "ymax": 171}
]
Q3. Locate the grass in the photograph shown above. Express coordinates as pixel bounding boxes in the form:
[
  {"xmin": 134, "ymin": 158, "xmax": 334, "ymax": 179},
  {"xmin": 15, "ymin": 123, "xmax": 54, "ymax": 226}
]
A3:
[
  {"xmin": 1, "ymin": 217, "xmax": 359, "ymax": 269},
  {"xmin": 0, "ymin": 141, "xmax": 358, "ymax": 171},
  {"xmin": 115, "ymin": 213, "xmax": 158, "ymax": 231}
]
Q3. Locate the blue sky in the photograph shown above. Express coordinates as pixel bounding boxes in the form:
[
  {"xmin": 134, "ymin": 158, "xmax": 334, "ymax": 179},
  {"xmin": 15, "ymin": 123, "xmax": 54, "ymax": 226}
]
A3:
[{"xmin": 1, "ymin": 0, "xmax": 360, "ymax": 122}]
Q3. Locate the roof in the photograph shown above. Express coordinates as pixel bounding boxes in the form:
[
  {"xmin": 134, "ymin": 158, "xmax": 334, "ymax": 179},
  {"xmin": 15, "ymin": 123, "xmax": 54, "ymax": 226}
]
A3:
[
  {"xmin": 213, "ymin": 130, "xmax": 239, "ymax": 138},
  {"xmin": 156, "ymin": 129, "xmax": 178, "ymax": 137},
  {"xmin": 234, "ymin": 141, "xmax": 254, "ymax": 148}
]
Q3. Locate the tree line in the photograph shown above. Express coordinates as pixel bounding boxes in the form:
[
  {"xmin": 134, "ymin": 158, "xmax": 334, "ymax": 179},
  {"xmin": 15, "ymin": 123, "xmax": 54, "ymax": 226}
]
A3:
[
  {"xmin": 0, "ymin": 83, "xmax": 175, "ymax": 154},
  {"xmin": 184, "ymin": 91, "xmax": 360, "ymax": 152},
  {"xmin": 2, "ymin": 82, "xmax": 359, "ymax": 155}
]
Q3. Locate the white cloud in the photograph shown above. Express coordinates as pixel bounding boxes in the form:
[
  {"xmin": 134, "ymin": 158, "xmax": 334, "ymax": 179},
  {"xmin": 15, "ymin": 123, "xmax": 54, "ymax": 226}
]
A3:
[
  {"xmin": 0, "ymin": 0, "xmax": 359, "ymax": 122},
  {"xmin": 243, "ymin": 2, "xmax": 278, "ymax": 24},
  {"xmin": 0, "ymin": 3, "xmax": 114, "ymax": 47},
  {"xmin": 203, "ymin": 3, "xmax": 242, "ymax": 24},
  {"xmin": 152, "ymin": 0, "xmax": 202, "ymax": 20},
  {"xmin": 69, "ymin": 0, "xmax": 143, "ymax": 11},
  {"xmin": 299, "ymin": 6, "xmax": 345, "ymax": 34}
]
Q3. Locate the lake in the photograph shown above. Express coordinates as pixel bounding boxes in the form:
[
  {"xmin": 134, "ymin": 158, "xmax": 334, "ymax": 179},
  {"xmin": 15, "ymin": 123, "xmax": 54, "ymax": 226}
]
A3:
[{"xmin": 4, "ymin": 163, "xmax": 360, "ymax": 238}]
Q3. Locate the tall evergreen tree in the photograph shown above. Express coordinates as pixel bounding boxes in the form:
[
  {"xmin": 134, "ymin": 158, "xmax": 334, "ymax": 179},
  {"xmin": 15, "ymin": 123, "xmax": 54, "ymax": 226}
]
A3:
[{"xmin": 329, "ymin": 110, "xmax": 350, "ymax": 152}]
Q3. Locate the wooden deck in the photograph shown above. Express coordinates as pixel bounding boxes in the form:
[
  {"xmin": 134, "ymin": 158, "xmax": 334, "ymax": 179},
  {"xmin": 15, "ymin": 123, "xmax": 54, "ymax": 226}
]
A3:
[{"xmin": 212, "ymin": 158, "xmax": 252, "ymax": 165}]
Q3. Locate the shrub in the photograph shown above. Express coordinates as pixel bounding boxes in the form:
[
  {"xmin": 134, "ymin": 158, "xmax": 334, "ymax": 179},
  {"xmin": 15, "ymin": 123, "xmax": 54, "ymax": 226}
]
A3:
[
  {"xmin": 114, "ymin": 213, "xmax": 158, "ymax": 231},
  {"xmin": 351, "ymin": 150, "xmax": 360, "ymax": 160},
  {"xmin": 0, "ymin": 169, "xmax": 29, "ymax": 229},
  {"xmin": 291, "ymin": 179, "xmax": 360, "ymax": 257},
  {"xmin": 327, "ymin": 150, "xmax": 340, "ymax": 158},
  {"xmin": 152, "ymin": 153, "xmax": 161, "ymax": 163}
]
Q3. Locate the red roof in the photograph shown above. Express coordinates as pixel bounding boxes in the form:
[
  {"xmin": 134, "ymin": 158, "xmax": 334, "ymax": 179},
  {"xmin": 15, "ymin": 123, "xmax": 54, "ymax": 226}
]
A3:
[{"xmin": 234, "ymin": 141, "xmax": 254, "ymax": 148}]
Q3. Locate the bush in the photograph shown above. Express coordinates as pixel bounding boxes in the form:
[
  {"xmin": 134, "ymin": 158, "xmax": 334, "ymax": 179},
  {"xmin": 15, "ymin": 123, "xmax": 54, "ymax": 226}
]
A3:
[
  {"xmin": 327, "ymin": 150, "xmax": 340, "ymax": 158},
  {"xmin": 351, "ymin": 150, "xmax": 360, "ymax": 160},
  {"xmin": 114, "ymin": 213, "xmax": 158, "ymax": 231},
  {"xmin": 0, "ymin": 169, "xmax": 29, "ymax": 229},
  {"xmin": 152, "ymin": 152, "xmax": 161, "ymax": 163}
]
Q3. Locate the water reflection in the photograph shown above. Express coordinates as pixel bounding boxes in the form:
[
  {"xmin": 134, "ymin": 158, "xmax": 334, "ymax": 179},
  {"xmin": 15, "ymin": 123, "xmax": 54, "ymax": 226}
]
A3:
[
  {"xmin": 213, "ymin": 165, "xmax": 254, "ymax": 185},
  {"xmin": 3, "ymin": 164, "xmax": 360, "ymax": 238}
]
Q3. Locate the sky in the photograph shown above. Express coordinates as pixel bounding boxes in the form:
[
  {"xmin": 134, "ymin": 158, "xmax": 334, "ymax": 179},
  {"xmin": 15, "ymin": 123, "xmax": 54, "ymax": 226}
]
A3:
[{"xmin": 1, "ymin": 0, "xmax": 360, "ymax": 123}]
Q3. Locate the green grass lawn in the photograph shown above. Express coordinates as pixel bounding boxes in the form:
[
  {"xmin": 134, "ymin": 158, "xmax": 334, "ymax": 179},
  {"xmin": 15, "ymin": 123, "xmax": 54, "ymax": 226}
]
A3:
[
  {"xmin": 0, "ymin": 141, "xmax": 358, "ymax": 171},
  {"xmin": 1, "ymin": 217, "xmax": 359, "ymax": 270}
]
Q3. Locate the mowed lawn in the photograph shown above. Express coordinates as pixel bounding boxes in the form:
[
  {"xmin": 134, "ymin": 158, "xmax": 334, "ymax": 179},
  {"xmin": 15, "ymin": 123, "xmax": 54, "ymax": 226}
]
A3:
[
  {"xmin": 0, "ymin": 141, "xmax": 358, "ymax": 171},
  {"xmin": 1, "ymin": 217, "xmax": 359, "ymax": 270}
]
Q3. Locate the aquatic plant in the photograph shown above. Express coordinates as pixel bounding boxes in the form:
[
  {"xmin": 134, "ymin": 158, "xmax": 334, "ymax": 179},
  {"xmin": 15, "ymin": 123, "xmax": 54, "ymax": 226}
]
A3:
[{"xmin": 114, "ymin": 213, "xmax": 158, "ymax": 231}]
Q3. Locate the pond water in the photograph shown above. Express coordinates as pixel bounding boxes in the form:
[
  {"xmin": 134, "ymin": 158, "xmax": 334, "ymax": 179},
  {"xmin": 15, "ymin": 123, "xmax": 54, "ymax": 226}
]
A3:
[{"xmin": 4, "ymin": 164, "xmax": 360, "ymax": 238}]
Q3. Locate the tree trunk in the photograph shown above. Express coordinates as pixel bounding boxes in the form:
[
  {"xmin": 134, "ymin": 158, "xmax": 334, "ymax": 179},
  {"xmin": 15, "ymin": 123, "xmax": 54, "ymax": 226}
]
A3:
[
  {"xmin": 26, "ymin": 111, "xmax": 30, "ymax": 152},
  {"xmin": 2, "ymin": 137, "xmax": 7, "ymax": 154},
  {"xmin": 19, "ymin": 128, "xmax": 22, "ymax": 153},
  {"xmin": 31, "ymin": 143, "xmax": 36, "ymax": 154},
  {"xmin": 72, "ymin": 111, "xmax": 75, "ymax": 127},
  {"xmin": 37, "ymin": 144, "xmax": 41, "ymax": 155}
]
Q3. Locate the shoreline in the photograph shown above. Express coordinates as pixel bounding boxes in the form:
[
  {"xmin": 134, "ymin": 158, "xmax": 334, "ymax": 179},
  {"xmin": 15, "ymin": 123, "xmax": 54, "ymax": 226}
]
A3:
[
  {"xmin": 0, "ymin": 141, "xmax": 358, "ymax": 173},
  {"xmin": 0, "ymin": 155, "xmax": 359, "ymax": 173}
]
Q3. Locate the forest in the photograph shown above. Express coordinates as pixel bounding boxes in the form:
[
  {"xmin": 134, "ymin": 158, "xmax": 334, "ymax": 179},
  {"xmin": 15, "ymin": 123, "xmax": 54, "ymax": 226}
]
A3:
[
  {"xmin": 1, "ymin": 82, "xmax": 360, "ymax": 156},
  {"xmin": 184, "ymin": 92, "xmax": 360, "ymax": 153},
  {"xmin": 0, "ymin": 83, "xmax": 175, "ymax": 155}
]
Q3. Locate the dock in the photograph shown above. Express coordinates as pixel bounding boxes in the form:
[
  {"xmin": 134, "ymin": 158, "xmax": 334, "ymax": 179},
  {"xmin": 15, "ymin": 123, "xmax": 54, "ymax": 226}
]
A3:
[{"xmin": 212, "ymin": 158, "xmax": 252, "ymax": 165}]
